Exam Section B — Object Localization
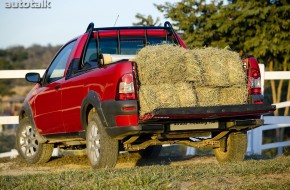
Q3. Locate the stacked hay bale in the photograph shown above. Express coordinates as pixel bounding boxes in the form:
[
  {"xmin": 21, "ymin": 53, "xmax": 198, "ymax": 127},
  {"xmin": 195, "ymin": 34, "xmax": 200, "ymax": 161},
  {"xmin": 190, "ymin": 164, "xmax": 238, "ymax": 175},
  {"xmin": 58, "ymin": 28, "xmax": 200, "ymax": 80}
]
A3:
[{"xmin": 133, "ymin": 44, "xmax": 247, "ymax": 115}]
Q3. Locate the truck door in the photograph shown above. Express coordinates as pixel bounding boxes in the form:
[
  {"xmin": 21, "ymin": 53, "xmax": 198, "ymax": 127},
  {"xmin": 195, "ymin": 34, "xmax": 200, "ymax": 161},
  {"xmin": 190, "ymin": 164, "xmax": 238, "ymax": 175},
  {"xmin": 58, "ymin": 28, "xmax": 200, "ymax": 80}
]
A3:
[
  {"xmin": 61, "ymin": 38, "xmax": 99, "ymax": 133},
  {"xmin": 33, "ymin": 41, "xmax": 75, "ymax": 134}
]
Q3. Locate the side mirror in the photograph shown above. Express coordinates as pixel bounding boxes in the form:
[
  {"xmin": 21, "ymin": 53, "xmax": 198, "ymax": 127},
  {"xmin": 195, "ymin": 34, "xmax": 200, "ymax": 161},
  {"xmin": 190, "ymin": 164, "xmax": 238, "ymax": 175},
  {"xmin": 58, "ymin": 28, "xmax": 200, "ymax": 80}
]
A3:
[{"xmin": 25, "ymin": 72, "xmax": 41, "ymax": 83}]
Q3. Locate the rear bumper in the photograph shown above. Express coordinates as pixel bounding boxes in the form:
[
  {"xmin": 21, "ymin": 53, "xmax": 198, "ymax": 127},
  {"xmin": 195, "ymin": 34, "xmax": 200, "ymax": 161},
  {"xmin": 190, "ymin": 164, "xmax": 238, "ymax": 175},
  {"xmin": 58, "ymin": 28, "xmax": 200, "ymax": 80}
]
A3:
[
  {"xmin": 103, "ymin": 103, "xmax": 274, "ymax": 139},
  {"xmin": 140, "ymin": 104, "xmax": 275, "ymax": 122},
  {"xmin": 101, "ymin": 99, "xmax": 138, "ymax": 127},
  {"xmin": 106, "ymin": 118, "xmax": 263, "ymax": 139},
  {"xmin": 106, "ymin": 124, "xmax": 164, "ymax": 139}
]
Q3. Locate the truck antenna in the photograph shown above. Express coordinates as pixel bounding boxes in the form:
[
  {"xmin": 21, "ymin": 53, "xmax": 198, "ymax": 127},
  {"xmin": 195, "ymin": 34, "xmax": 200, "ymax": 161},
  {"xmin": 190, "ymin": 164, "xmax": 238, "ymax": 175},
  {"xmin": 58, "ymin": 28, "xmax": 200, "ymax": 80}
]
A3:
[{"xmin": 113, "ymin": 15, "xmax": 119, "ymax": 27}]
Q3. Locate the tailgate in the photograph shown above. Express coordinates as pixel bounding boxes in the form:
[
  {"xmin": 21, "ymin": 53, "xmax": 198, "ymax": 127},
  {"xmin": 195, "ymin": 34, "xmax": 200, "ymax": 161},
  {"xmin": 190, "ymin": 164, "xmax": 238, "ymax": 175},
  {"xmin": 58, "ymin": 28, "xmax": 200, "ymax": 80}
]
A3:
[{"xmin": 140, "ymin": 104, "xmax": 276, "ymax": 123}]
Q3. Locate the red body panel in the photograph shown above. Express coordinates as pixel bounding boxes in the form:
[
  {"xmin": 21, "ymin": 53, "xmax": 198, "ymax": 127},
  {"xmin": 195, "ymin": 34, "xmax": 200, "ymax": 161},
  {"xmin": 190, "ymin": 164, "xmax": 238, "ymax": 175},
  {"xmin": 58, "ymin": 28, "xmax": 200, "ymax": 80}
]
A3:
[
  {"xmin": 33, "ymin": 80, "xmax": 64, "ymax": 134},
  {"xmin": 62, "ymin": 62, "xmax": 134, "ymax": 133}
]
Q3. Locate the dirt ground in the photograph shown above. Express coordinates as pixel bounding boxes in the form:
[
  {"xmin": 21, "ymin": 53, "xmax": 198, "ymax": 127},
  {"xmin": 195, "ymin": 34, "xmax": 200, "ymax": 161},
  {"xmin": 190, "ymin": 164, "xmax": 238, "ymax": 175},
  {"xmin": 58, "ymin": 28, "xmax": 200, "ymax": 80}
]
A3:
[{"xmin": 0, "ymin": 152, "xmax": 217, "ymax": 176}]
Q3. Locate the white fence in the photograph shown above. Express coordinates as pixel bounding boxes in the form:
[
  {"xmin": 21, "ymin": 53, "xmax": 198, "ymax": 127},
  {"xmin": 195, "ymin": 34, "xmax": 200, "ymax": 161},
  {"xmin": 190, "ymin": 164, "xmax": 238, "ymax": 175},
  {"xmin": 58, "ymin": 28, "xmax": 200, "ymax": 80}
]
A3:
[
  {"xmin": 1, "ymin": 67, "xmax": 290, "ymax": 158},
  {"xmin": 247, "ymin": 116, "xmax": 290, "ymax": 155}
]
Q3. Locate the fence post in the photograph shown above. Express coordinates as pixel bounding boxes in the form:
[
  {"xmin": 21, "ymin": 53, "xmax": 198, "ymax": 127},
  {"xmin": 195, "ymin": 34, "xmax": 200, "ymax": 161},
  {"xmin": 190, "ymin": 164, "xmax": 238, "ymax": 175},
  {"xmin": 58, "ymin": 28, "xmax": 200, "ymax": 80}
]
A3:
[{"xmin": 251, "ymin": 127, "xmax": 263, "ymax": 155}]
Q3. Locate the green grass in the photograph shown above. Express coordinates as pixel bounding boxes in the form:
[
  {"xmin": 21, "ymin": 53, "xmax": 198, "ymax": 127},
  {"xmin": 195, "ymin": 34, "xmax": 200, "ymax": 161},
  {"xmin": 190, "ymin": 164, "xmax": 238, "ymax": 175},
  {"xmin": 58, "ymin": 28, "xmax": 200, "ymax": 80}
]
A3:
[{"xmin": 0, "ymin": 156, "xmax": 289, "ymax": 190}]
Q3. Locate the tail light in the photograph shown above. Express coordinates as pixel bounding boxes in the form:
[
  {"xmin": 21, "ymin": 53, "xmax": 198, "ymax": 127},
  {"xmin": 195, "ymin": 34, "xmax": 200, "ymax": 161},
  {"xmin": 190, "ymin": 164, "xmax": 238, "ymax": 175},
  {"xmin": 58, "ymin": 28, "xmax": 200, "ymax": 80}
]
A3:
[
  {"xmin": 250, "ymin": 68, "xmax": 261, "ymax": 94},
  {"xmin": 116, "ymin": 73, "xmax": 136, "ymax": 100},
  {"xmin": 243, "ymin": 57, "xmax": 263, "ymax": 104}
]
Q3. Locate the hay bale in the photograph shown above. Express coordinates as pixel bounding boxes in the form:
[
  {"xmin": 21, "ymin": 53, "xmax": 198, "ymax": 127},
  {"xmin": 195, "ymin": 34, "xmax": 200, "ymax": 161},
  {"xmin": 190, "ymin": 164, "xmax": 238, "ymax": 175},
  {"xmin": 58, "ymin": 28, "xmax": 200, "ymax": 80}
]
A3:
[
  {"xmin": 133, "ymin": 44, "xmax": 189, "ymax": 85},
  {"xmin": 139, "ymin": 84, "xmax": 180, "ymax": 115},
  {"xmin": 192, "ymin": 47, "xmax": 229, "ymax": 87},
  {"xmin": 183, "ymin": 51, "xmax": 204, "ymax": 84},
  {"xmin": 224, "ymin": 51, "xmax": 247, "ymax": 85},
  {"xmin": 135, "ymin": 45, "xmax": 248, "ymax": 115},
  {"xmin": 220, "ymin": 86, "xmax": 248, "ymax": 105},
  {"xmin": 195, "ymin": 87, "xmax": 220, "ymax": 106},
  {"xmin": 192, "ymin": 47, "xmax": 246, "ymax": 87},
  {"xmin": 138, "ymin": 89, "xmax": 153, "ymax": 116},
  {"xmin": 154, "ymin": 84, "xmax": 180, "ymax": 108},
  {"xmin": 175, "ymin": 82, "xmax": 197, "ymax": 107},
  {"xmin": 138, "ymin": 85, "xmax": 159, "ymax": 115}
]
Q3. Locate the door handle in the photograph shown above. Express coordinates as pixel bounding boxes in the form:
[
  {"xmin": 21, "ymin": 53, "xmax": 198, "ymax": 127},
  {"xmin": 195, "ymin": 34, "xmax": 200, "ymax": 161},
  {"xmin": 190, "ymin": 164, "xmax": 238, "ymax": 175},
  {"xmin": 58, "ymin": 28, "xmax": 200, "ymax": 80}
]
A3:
[{"xmin": 54, "ymin": 84, "xmax": 61, "ymax": 90}]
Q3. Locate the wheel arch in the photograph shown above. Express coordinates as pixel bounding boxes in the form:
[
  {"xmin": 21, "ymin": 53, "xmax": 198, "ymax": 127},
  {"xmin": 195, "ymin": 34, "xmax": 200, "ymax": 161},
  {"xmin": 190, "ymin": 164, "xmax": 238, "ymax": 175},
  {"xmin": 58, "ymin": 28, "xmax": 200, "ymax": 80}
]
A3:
[
  {"xmin": 19, "ymin": 100, "xmax": 48, "ymax": 143},
  {"xmin": 80, "ymin": 91, "xmax": 108, "ymax": 132}
]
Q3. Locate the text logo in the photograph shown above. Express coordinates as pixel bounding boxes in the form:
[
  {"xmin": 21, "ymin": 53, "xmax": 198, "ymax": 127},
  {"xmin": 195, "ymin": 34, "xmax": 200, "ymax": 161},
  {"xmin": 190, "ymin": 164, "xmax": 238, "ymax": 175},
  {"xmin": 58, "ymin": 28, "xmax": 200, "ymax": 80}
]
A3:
[{"xmin": 5, "ymin": 0, "xmax": 52, "ymax": 9}]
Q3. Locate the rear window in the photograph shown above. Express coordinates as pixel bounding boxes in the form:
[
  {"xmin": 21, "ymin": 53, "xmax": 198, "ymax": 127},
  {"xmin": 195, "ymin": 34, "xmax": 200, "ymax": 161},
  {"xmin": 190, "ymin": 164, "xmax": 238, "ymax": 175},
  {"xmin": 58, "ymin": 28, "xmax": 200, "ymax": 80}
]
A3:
[
  {"xmin": 120, "ymin": 37, "xmax": 144, "ymax": 55},
  {"xmin": 84, "ymin": 32, "xmax": 176, "ymax": 60},
  {"xmin": 100, "ymin": 37, "xmax": 118, "ymax": 54},
  {"xmin": 148, "ymin": 36, "xmax": 174, "ymax": 45}
]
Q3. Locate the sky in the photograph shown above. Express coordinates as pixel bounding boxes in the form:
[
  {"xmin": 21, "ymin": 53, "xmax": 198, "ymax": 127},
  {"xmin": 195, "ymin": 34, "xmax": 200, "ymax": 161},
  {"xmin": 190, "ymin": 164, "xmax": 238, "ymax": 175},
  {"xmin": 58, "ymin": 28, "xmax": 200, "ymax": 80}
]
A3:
[{"xmin": 0, "ymin": 0, "xmax": 178, "ymax": 48}]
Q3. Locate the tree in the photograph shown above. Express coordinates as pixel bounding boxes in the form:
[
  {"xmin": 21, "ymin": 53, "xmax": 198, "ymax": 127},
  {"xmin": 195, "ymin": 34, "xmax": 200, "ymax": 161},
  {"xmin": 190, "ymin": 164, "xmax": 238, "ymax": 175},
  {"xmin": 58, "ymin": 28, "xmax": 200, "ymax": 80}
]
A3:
[
  {"xmin": 0, "ymin": 56, "xmax": 15, "ymax": 96},
  {"xmin": 133, "ymin": 14, "xmax": 161, "ymax": 26},
  {"xmin": 155, "ymin": 0, "xmax": 223, "ymax": 48}
]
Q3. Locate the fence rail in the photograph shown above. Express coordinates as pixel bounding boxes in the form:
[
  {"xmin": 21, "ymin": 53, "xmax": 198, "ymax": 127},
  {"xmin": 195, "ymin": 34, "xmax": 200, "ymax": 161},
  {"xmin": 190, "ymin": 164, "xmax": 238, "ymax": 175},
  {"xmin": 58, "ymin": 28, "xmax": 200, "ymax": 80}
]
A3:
[
  {"xmin": 247, "ymin": 116, "xmax": 290, "ymax": 155},
  {"xmin": 0, "ymin": 69, "xmax": 45, "ymax": 79},
  {"xmin": 0, "ymin": 116, "xmax": 18, "ymax": 125}
]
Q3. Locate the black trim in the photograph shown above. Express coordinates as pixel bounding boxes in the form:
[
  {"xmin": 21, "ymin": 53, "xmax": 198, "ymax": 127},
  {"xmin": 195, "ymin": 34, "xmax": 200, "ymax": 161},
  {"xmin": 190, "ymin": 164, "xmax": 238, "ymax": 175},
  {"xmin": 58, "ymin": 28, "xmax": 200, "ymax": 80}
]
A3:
[
  {"xmin": 117, "ymin": 30, "xmax": 121, "ymax": 54},
  {"xmin": 101, "ymin": 99, "xmax": 138, "ymax": 127},
  {"xmin": 249, "ymin": 94, "xmax": 264, "ymax": 104},
  {"xmin": 43, "ymin": 132, "xmax": 84, "ymax": 141},
  {"xmin": 80, "ymin": 91, "xmax": 107, "ymax": 131},
  {"xmin": 106, "ymin": 126, "xmax": 141, "ymax": 139},
  {"xmin": 153, "ymin": 104, "xmax": 275, "ymax": 115},
  {"xmin": 143, "ymin": 104, "xmax": 276, "ymax": 123},
  {"xmin": 81, "ymin": 24, "xmax": 94, "ymax": 68},
  {"xmin": 164, "ymin": 21, "xmax": 180, "ymax": 46},
  {"xmin": 234, "ymin": 119, "xmax": 261, "ymax": 126},
  {"xmin": 142, "ymin": 124, "xmax": 164, "ymax": 131},
  {"xmin": 88, "ymin": 21, "xmax": 181, "ymax": 48},
  {"xmin": 85, "ymin": 22, "xmax": 94, "ymax": 33},
  {"xmin": 93, "ymin": 26, "xmax": 166, "ymax": 31},
  {"xmin": 66, "ymin": 58, "xmax": 81, "ymax": 79},
  {"xmin": 80, "ymin": 91, "xmax": 139, "ymax": 138}
]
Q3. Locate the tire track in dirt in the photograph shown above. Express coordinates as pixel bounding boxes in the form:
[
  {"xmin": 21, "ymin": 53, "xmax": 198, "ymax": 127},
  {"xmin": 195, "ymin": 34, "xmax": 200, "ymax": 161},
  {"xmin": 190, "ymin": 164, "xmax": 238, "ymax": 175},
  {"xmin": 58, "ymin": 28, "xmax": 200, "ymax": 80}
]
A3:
[{"xmin": 0, "ymin": 155, "xmax": 217, "ymax": 176}]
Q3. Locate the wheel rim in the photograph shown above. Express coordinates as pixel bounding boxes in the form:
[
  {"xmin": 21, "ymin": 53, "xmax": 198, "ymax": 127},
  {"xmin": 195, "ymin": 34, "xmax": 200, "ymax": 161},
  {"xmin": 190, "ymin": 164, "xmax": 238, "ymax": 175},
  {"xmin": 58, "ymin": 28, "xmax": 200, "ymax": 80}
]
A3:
[
  {"xmin": 19, "ymin": 125, "xmax": 39, "ymax": 157},
  {"xmin": 87, "ymin": 122, "xmax": 101, "ymax": 165}
]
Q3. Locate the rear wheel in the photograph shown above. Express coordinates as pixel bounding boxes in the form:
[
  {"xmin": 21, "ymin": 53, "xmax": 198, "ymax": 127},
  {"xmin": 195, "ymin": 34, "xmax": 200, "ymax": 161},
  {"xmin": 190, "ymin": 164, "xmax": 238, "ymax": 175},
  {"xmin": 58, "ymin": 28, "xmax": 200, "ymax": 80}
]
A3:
[
  {"xmin": 16, "ymin": 117, "xmax": 53, "ymax": 164},
  {"xmin": 86, "ymin": 112, "xmax": 118, "ymax": 169},
  {"xmin": 214, "ymin": 132, "xmax": 247, "ymax": 162}
]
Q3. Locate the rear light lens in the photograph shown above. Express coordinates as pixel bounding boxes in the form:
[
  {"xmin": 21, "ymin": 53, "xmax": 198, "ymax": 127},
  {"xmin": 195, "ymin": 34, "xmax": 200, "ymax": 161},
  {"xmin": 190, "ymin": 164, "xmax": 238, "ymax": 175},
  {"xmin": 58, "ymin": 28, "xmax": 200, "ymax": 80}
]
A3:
[
  {"xmin": 251, "ymin": 77, "xmax": 261, "ymax": 88},
  {"xmin": 116, "ymin": 73, "xmax": 136, "ymax": 100},
  {"xmin": 250, "ymin": 69, "xmax": 261, "ymax": 94},
  {"xmin": 115, "ymin": 115, "xmax": 138, "ymax": 126}
]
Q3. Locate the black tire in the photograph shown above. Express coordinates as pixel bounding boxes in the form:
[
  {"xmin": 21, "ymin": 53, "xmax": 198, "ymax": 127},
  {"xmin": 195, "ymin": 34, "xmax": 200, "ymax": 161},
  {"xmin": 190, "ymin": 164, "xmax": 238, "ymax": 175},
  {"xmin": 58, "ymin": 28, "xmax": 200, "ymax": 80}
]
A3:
[
  {"xmin": 16, "ymin": 117, "xmax": 53, "ymax": 164},
  {"xmin": 86, "ymin": 112, "xmax": 118, "ymax": 169},
  {"xmin": 214, "ymin": 132, "xmax": 247, "ymax": 163}
]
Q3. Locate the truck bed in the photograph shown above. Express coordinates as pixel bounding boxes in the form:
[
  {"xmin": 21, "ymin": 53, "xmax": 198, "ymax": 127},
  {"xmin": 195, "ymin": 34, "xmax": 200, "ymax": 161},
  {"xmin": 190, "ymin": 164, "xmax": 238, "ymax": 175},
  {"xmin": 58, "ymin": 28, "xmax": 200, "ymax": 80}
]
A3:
[{"xmin": 140, "ymin": 104, "xmax": 276, "ymax": 123}]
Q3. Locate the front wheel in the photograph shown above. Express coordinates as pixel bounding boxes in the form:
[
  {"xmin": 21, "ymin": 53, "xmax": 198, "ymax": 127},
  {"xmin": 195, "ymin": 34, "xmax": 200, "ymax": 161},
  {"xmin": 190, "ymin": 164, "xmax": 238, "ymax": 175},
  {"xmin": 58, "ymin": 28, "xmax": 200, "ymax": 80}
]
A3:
[
  {"xmin": 16, "ymin": 117, "xmax": 54, "ymax": 164},
  {"xmin": 86, "ymin": 112, "xmax": 118, "ymax": 169},
  {"xmin": 214, "ymin": 132, "xmax": 247, "ymax": 162}
]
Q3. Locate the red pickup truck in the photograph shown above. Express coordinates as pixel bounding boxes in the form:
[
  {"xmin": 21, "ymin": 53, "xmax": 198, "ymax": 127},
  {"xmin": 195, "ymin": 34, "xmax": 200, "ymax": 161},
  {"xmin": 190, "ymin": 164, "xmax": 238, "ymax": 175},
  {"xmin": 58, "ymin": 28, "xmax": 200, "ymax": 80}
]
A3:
[{"xmin": 17, "ymin": 22, "xmax": 275, "ymax": 168}]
